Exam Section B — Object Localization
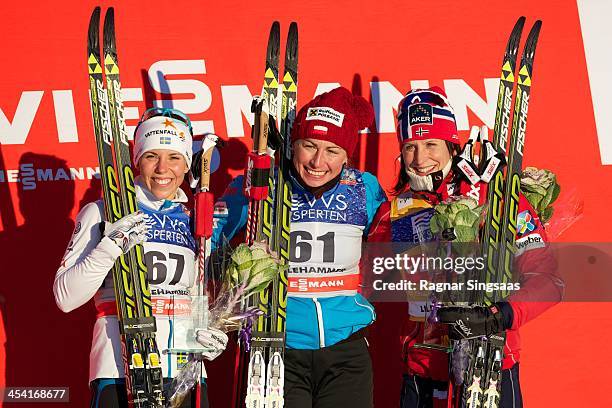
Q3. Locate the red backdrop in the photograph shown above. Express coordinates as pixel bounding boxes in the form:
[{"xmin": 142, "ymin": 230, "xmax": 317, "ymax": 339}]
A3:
[{"xmin": 1, "ymin": 0, "xmax": 611, "ymax": 406}]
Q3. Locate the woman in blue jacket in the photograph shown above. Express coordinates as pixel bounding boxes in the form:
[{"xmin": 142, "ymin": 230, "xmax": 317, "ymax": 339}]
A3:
[{"xmin": 213, "ymin": 87, "xmax": 386, "ymax": 407}]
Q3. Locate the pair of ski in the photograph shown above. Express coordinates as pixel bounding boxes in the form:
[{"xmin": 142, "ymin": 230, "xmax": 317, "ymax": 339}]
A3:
[
  {"xmin": 88, "ymin": 7, "xmax": 218, "ymax": 407},
  {"xmin": 87, "ymin": 7, "xmax": 165, "ymax": 407},
  {"xmin": 449, "ymin": 17, "xmax": 542, "ymax": 408},
  {"xmin": 233, "ymin": 22, "xmax": 298, "ymax": 408}
]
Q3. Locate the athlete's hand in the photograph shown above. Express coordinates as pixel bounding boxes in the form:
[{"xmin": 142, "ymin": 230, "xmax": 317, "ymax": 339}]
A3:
[
  {"xmin": 437, "ymin": 303, "xmax": 507, "ymax": 339},
  {"xmin": 195, "ymin": 327, "xmax": 229, "ymax": 361},
  {"xmin": 104, "ymin": 211, "xmax": 149, "ymax": 253}
]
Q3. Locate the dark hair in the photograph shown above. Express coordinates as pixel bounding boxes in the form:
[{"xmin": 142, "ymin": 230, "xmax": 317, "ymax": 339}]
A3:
[{"xmin": 391, "ymin": 141, "xmax": 461, "ymax": 195}]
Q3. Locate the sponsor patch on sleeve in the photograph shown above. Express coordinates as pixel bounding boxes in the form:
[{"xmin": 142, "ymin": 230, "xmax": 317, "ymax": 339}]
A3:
[
  {"xmin": 213, "ymin": 201, "xmax": 229, "ymax": 217},
  {"xmin": 395, "ymin": 197, "xmax": 414, "ymax": 211},
  {"xmin": 517, "ymin": 210, "xmax": 537, "ymax": 236},
  {"xmin": 515, "ymin": 233, "xmax": 545, "ymax": 255}
]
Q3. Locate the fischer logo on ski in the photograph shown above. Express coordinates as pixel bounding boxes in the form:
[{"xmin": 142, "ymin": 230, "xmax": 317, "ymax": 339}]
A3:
[
  {"xmin": 442, "ymin": 17, "xmax": 543, "ymax": 408},
  {"xmin": 87, "ymin": 7, "xmax": 164, "ymax": 407}
]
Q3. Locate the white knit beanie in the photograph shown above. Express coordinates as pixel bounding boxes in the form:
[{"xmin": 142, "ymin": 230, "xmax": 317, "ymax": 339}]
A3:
[{"xmin": 133, "ymin": 115, "xmax": 193, "ymax": 168}]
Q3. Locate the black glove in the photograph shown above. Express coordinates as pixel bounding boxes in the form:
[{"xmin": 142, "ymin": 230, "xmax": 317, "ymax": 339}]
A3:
[
  {"xmin": 437, "ymin": 302, "xmax": 512, "ymax": 339},
  {"xmin": 250, "ymin": 96, "xmax": 281, "ymax": 150}
]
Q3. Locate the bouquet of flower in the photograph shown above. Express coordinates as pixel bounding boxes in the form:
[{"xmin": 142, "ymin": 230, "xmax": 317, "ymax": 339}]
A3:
[
  {"xmin": 430, "ymin": 196, "xmax": 485, "ymax": 254},
  {"xmin": 520, "ymin": 166, "xmax": 561, "ymax": 223},
  {"xmin": 209, "ymin": 242, "xmax": 285, "ymax": 332},
  {"xmin": 168, "ymin": 242, "xmax": 284, "ymax": 407}
]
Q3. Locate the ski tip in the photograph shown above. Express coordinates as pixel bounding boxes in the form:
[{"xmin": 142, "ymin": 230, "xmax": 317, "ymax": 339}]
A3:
[
  {"xmin": 103, "ymin": 7, "xmax": 116, "ymax": 52},
  {"xmin": 531, "ymin": 20, "xmax": 543, "ymax": 32},
  {"xmin": 270, "ymin": 21, "xmax": 280, "ymax": 43},
  {"xmin": 87, "ymin": 7, "xmax": 101, "ymax": 50},
  {"xmin": 286, "ymin": 23, "xmax": 298, "ymax": 61},
  {"xmin": 268, "ymin": 22, "xmax": 281, "ymax": 61},
  {"xmin": 104, "ymin": 7, "xmax": 115, "ymax": 32},
  {"xmin": 90, "ymin": 6, "xmax": 101, "ymax": 20},
  {"xmin": 506, "ymin": 17, "xmax": 526, "ymax": 57},
  {"xmin": 526, "ymin": 20, "xmax": 543, "ymax": 45},
  {"xmin": 522, "ymin": 20, "xmax": 542, "ymax": 62}
]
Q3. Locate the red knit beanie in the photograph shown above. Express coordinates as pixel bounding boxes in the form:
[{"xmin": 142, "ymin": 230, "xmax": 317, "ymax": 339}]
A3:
[{"xmin": 292, "ymin": 87, "xmax": 374, "ymax": 157}]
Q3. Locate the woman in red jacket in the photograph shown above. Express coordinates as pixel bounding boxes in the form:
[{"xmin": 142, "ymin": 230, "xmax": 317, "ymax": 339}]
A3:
[{"xmin": 367, "ymin": 87, "xmax": 562, "ymax": 408}]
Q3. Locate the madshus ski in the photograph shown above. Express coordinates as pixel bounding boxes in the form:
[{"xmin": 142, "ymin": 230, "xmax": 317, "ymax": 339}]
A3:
[
  {"xmin": 450, "ymin": 17, "xmax": 542, "ymax": 408},
  {"xmin": 238, "ymin": 22, "xmax": 297, "ymax": 408},
  {"xmin": 88, "ymin": 7, "xmax": 164, "ymax": 407}
]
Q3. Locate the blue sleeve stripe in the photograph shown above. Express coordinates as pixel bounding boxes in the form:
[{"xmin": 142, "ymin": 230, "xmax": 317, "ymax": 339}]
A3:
[{"xmin": 361, "ymin": 172, "xmax": 387, "ymax": 235}]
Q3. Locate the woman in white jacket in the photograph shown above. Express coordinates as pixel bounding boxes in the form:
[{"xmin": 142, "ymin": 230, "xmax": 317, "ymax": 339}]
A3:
[{"xmin": 54, "ymin": 108, "xmax": 226, "ymax": 408}]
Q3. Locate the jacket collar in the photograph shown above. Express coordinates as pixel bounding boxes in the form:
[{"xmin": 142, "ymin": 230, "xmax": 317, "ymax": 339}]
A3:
[
  {"xmin": 408, "ymin": 171, "xmax": 457, "ymax": 205},
  {"xmin": 135, "ymin": 177, "xmax": 188, "ymax": 210}
]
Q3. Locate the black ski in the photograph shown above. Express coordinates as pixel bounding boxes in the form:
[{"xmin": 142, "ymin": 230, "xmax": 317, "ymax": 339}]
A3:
[
  {"xmin": 457, "ymin": 17, "xmax": 526, "ymax": 408},
  {"xmin": 241, "ymin": 21, "xmax": 297, "ymax": 408},
  {"xmin": 481, "ymin": 16, "xmax": 526, "ymax": 306},
  {"xmin": 242, "ymin": 22, "xmax": 281, "ymax": 408},
  {"xmin": 481, "ymin": 20, "xmax": 542, "ymax": 408},
  {"xmin": 87, "ymin": 7, "xmax": 163, "ymax": 407},
  {"xmin": 455, "ymin": 17, "xmax": 542, "ymax": 408},
  {"xmin": 264, "ymin": 21, "xmax": 297, "ymax": 408}
]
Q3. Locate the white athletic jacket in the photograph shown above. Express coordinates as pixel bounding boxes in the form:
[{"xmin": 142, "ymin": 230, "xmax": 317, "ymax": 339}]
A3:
[{"xmin": 53, "ymin": 180, "xmax": 200, "ymax": 382}]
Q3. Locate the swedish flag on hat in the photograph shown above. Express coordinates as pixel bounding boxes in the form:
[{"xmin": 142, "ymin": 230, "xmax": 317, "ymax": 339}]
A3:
[{"xmin": 133, "ymin": 114, "xmax": 193, "ymax": 168}]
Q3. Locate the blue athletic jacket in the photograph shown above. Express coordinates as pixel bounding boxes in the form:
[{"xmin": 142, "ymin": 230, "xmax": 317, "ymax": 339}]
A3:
[{"xmin": 212, "ymin": 167, "xmax": 386, "ymax": 349}]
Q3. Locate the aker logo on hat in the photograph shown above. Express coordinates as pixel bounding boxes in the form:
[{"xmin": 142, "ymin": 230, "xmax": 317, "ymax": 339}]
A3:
[
  {"xmin": 306, "ymin": 107, "xmax": 345, "ymax": 127},
  {"xmin": 397, "ymin": 87, "xmax": 459, "ymax": 145},
  {"xmin": 409, "ymin": 104, "xmax": 433, "ymax": 126}
]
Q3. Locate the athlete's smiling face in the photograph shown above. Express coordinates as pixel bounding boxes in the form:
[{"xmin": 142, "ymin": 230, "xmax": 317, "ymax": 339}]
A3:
[
  {"xmin": 137, "ymin": 149, "xmax": 188, "ymax": 200},
  {"xmin": 292, "ymin": 138, "xmax": 347, "ymax": 188},
  {"xmin": 402, "ymin": 139, "xmax": 452, "ymax": 176}
]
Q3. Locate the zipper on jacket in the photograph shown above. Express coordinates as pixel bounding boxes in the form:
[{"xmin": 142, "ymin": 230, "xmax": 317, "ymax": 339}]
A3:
[{"xmin": 312, "ymin": 297, "xmax": 325, "ymax": 348}]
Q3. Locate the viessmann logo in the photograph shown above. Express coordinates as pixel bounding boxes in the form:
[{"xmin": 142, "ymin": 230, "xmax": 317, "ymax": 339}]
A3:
[
  {"xmin": 290, "ymin": 277, "xmax": 347, "ymax": 292},
  {"xmin": 0, "ymin": 163, "xmax": 100, "ymax": 191},
  {"xmin": 1, "ymin": 59, "xmax": 521, "ymax": 147}
]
